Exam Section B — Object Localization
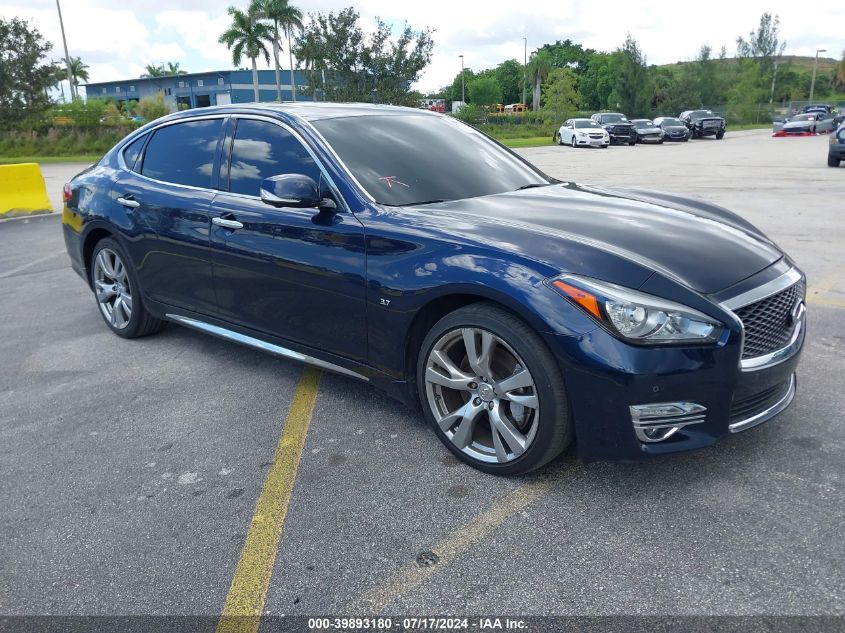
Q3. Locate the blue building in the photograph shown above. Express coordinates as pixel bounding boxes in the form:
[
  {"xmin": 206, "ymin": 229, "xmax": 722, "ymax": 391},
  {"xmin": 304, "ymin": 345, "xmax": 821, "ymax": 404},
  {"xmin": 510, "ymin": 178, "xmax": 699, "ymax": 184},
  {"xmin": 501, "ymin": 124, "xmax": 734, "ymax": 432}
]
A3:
[{"xmin": 83, "ymin": 69, "xmax": 315, "ymax": 109}]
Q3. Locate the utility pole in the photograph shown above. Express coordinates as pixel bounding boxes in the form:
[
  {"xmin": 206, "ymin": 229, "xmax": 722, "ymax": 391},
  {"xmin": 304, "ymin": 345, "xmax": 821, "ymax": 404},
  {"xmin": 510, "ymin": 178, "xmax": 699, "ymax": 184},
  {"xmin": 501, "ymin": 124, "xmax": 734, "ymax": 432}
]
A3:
[
  {"xmin": 459, "ymin": 54, "xmax": 465, "ymax": 104},
  {"xmin": 522, "ymin": 36, "xmax": 527, "ymax": 106},
  {"xmin": 809, "ymin": 48, "xmax": 827, "ymax": 105},
  {"xmin": 769, "ymin": 61, "xmax": 779, "ymax": 104},
  {"xmin": 56, "ymin": 0, "xmax": 75, "ymax": 100}
]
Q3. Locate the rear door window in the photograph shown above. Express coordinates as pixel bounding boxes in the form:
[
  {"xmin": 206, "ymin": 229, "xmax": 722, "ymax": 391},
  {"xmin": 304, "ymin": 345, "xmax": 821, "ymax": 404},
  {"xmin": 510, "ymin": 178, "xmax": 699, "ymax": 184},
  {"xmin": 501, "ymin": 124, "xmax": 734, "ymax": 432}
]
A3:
[
  {"xmin": 141, "ymin": 119, "xmax": 224, "ymax": 188},
  {"xmin": 227, "ymin": 119, "xmax": 321, "ymax": 196}
]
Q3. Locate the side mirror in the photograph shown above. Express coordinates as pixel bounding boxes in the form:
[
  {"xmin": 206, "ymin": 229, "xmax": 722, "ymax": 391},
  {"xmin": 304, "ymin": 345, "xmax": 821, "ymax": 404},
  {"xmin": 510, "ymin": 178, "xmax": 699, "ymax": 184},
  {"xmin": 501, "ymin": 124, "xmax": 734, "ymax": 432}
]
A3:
[{"xmin": 260, "ymin": 174, "xmax": 321, "ymax": 208}]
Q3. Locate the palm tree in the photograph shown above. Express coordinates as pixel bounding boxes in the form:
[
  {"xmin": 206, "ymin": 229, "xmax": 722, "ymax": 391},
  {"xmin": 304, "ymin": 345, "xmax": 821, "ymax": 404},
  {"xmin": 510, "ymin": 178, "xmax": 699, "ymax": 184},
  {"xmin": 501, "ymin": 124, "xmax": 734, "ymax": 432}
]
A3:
[
  {"xmin": 141, "ymin": 63, "xmax": 166, "ymax": 78},
  {"xmin": 527, "ymin": 51, "xmax": 552, "ymax": 111},
  {"xmin": 68, "ymin": 56, "xmax": 89, "ymax": 100},
  {"xmin": 219, "ymin": 6, "xmax": 272, "ymax": 102},
  {"xmin": 250, "ymin": 0, "xmax": 303, "ymax": 101},
  {"xmin": 165, "ymin": 61, "xmax": 187, "ymax": 75}
]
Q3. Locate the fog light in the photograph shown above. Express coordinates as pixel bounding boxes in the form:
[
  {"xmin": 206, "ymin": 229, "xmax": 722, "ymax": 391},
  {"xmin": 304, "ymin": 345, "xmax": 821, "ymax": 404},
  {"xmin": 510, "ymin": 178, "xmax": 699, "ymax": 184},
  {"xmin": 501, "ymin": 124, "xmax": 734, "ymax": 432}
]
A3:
[{"xmin": 630, "ymin": 402, "xmax": 707, "ymax": 443}]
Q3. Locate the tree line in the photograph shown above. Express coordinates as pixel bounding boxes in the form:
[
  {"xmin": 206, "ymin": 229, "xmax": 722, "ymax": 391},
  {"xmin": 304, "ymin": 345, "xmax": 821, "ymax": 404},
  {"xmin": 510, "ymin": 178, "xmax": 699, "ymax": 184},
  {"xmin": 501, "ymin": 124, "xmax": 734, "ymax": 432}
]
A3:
[{"xmin": 442, "ymin": 14, "xmax": 845, "ymax": 121}]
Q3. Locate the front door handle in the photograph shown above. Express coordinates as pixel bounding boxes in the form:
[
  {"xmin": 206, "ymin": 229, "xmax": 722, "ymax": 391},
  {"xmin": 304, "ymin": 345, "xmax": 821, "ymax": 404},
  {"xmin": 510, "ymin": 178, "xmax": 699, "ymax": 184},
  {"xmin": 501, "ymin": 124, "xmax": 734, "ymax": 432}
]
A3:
[
  {"xmin": 212, "ymin": 216, "xmax": 244, "ymax": 230},
  {"xmin": 117, "ymin": 196, "xmax": 140, "ymax": 208}
]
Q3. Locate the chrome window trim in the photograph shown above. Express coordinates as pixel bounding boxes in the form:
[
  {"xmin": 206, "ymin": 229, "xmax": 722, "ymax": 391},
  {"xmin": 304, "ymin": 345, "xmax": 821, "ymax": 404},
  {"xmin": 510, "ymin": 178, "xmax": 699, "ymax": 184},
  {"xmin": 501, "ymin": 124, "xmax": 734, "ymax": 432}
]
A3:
[
  {"xmin": 166, "ymin": 314, "xmax": 369, "ymax": 382},
  {"xmin": 719, "ymin": 267, "xmax": 805, "ymax": 371},
  {"xmin": 729, "ymin": 374, "xmax": 796, "ymax": 433}
]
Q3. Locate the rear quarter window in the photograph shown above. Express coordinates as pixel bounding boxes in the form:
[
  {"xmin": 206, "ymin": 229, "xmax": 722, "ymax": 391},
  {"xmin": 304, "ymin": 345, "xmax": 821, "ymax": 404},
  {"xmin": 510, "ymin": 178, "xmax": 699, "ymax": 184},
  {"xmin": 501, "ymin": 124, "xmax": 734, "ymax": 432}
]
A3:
[{"xmin": 122, "ymin": 134, "xmax": 147, "ymax": 172}]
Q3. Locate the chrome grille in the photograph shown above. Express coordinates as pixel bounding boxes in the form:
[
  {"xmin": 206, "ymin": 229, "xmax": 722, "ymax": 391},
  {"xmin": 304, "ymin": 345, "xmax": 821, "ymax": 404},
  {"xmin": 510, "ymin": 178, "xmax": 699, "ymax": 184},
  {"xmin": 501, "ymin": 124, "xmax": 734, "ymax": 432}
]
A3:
[{"xmin": 735, "ymin": 281, "xmax": 804, "ymax": 360}]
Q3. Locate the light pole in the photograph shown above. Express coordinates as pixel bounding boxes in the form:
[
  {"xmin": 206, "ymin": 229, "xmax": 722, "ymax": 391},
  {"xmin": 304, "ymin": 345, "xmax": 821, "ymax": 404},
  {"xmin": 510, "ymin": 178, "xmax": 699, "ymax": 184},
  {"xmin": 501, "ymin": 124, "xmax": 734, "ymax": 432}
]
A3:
[
  {"xmin": 459, "ymin": 54, "xmax": 465, "ymax": 104},
  {"xmin": 522, "ymin": 36, "xmax": 527, "ymax": 106},
  {"xmin": 55, "ymin": 0, "xmax": 75, "ymax": 101},
  {"xmin": 809, "ymin": 48, "xmax": 827, "ymax": 105}
]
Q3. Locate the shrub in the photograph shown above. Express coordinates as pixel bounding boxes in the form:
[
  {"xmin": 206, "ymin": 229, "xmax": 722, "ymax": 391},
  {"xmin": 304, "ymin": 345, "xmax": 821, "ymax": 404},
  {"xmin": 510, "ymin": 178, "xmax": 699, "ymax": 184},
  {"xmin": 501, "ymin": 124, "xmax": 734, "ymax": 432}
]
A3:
[{"xmin": 137, "ymin": 92, "xmax": 171, "ymax": 122}]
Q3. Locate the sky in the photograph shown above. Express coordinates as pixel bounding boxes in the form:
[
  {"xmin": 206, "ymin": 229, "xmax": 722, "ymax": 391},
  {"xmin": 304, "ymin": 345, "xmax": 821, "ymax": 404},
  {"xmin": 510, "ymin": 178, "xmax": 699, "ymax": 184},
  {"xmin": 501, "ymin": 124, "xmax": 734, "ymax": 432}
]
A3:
[{"xmin": 2, "ymin": 0, "xmax": 842, "ymax": 99}]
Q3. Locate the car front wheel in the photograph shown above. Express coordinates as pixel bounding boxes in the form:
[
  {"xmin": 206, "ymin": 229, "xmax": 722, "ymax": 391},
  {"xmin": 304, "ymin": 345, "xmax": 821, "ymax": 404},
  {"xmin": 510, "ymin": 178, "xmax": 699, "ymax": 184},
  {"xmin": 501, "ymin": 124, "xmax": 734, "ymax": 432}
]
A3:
[
  {"xmin": 829, "ymin": 154, "xmax": 841, "ymax": 167},
  {"xmin": 417, "ymin": 303, "xmax": 572, "ymax": 475},
  {"xmin": 90, "ymin": 238, "xmax": 166, "ymax": 339}
]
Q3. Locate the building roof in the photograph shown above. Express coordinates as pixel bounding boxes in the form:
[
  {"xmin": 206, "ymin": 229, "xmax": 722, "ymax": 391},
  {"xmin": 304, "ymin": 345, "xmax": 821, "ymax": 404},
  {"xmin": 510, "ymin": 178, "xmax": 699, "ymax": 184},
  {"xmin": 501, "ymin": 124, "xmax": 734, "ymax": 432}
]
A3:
[{"xmin": 84, "ymin": 70, "xmax": 233, "ymax": 88}]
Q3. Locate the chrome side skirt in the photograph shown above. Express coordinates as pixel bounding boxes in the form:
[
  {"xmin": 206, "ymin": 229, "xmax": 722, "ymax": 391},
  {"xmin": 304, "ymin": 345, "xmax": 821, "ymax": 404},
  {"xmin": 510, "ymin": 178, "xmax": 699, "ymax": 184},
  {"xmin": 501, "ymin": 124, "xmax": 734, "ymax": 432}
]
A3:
[
  {"xmin": 165, "ymin": 313, "xmax": 369, "ymax": 382},
  {"xmin": 729, "ymin": 374, "xmax": 796, "ymax": 433}
]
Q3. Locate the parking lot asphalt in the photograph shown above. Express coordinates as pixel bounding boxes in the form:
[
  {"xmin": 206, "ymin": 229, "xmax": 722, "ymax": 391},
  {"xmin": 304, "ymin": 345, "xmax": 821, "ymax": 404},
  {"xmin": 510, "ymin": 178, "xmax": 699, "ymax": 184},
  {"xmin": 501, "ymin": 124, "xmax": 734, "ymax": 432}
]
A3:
[{"xmin": 1, "ymin": 130, "xmax": 843, "ymax": 619}]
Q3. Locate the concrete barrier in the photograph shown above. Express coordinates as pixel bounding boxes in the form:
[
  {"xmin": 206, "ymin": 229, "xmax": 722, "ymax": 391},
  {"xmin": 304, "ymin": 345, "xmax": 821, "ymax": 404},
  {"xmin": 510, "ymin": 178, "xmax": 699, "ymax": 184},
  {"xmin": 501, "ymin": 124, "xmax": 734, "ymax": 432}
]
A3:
[{"xmin": 0, "ymin": 163, "xmax": 53, "ymax": 218}]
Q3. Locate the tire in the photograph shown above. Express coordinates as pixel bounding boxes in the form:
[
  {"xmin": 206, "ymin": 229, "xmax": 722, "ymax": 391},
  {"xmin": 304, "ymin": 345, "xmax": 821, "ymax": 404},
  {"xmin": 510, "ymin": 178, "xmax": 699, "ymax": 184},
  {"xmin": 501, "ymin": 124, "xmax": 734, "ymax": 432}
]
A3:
[
  {"xmin": 90, "ymin": 237, "xmax": 166, "ymax": 339},
  {"xmin": 416, "ymin": 303, "xmax": 572, "ymax": 475},
  {"xmin": 628, "ymin": 139, "xmax": 635, "ymax": 146},
  {"xmin": 571, "ymin": 136, "xmax": 577, "ymax": 148},
  {"xmin": 683, "ymin": 137, "xmax": 689, "ymax": 142},
  {"xmin": 558, "ymin": 134, "xmax": 563, "ymax": 146},
  {"xmin": 716, "ymin": 131, "xmax": 725, "ymax": 140},
  {"xmin": 829, "ymin": 154, "xmax": 841, "ymax": 167},
  {"xmin": 658, "ymin": 139, "xmax": 664, "ymax": 144}
]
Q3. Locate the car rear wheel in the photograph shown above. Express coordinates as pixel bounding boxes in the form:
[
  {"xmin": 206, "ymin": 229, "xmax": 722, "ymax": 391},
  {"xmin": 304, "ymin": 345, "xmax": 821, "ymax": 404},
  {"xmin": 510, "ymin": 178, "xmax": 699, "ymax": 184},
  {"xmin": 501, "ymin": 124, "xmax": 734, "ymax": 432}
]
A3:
[
  {"xmin": 90, "ymin": 238, "xmax": 166, "ymax": 339},
  {"xmin": 417, "ymin": 303, "xmax": 572, "ymax": 475},
  {"xmin": 829, "ymin": 154, "xmax": 841, "ymax": 167}
]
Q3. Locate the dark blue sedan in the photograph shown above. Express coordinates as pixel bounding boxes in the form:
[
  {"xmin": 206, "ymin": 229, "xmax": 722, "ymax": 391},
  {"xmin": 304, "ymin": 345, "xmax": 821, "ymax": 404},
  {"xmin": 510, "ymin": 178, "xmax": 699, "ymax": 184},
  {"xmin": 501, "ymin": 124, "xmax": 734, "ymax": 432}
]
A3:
[{"xmin": 62, "ymin": 103, "xmax": 805, "ymax": 474}]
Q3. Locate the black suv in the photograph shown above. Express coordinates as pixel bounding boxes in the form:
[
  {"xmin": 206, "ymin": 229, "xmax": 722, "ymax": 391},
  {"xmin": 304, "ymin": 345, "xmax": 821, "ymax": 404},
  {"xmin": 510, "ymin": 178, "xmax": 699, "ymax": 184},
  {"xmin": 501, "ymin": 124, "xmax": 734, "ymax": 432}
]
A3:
[
  {"xmin": 590, "ymin": 113, "xmax": 636, "ymax": 145},
  {"xmin": 680, "ymin": 110, "xmax": 726, "ymax": 139}
]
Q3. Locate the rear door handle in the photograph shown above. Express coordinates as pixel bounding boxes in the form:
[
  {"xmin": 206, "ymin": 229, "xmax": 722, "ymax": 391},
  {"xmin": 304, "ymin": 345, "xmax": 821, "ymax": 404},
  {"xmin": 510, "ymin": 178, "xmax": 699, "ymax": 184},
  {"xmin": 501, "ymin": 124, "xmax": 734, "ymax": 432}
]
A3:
[
  {"xmin": 212, "ymin": 216, "xmax": 244, "ymax": 230},
  {"xmin": 117, "ymin": 196, "xmax": 140, "ymax": 208}
]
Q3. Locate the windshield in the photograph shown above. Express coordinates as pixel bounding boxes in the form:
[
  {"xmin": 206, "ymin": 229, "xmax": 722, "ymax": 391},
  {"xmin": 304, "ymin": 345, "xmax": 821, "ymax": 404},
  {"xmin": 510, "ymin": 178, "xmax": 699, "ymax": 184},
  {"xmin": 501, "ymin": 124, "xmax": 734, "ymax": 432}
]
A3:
[
  {"xmin": 601, "ymin": 114, "xmax": 627, "ymax": 123},
  {"xmin": 633, "ymin": 120, "xmax": 654, "ymax": 128},
  {"xmin": 660, "ymin": 118, "xmax": 683, "ymax": 126},
  {"xmin": 574, "ymin": 120, "xmax": 602, "ymax": 129},
  {"xmin": 791, "ymin": 114, "xmax": 814, "ymax": 121},
  {"xmin": 690, "ymin": 110, "xmax": 715, "ymax": 119},
  {"xmin": 312, "ymin": 114, "xmax": 548, "ymax": 206}
]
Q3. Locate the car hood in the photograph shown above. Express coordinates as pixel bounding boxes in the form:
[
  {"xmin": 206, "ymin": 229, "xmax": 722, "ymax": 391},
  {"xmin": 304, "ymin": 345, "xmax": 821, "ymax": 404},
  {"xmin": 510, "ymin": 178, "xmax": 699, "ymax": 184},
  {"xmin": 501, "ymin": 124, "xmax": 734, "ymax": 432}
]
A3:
[
  {"xmin": 416, "ymin": 184, "xmax": 781, "ymax": 294},
  {"xmin": 783, "ymin": 120, "xmax": 813, "ymax": 129}
]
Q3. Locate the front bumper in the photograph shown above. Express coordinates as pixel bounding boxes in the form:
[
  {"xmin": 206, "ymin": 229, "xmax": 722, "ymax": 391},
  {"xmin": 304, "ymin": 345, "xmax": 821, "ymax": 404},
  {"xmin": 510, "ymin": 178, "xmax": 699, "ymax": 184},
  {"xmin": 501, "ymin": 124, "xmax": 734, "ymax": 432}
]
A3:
[{"xmin": 545, "ymin": 281, "xmax": 805, "ymax": 460}]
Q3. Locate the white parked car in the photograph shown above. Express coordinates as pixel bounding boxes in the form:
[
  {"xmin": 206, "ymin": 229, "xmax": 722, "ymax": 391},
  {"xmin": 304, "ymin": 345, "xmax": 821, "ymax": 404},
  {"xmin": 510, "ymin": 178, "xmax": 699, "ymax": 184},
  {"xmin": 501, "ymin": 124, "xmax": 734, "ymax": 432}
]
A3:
[{"xmin": 558, "ymin": 118, "xmax": 610, "ymax": 148}]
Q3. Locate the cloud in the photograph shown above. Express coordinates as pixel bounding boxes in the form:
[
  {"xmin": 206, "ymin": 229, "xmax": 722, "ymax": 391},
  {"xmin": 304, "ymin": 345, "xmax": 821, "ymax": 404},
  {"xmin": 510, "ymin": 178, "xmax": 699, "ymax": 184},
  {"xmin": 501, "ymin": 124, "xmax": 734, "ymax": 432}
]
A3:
[{"xmin": 2, "ymin": 0, "xmax": 844, "ymax": 92}]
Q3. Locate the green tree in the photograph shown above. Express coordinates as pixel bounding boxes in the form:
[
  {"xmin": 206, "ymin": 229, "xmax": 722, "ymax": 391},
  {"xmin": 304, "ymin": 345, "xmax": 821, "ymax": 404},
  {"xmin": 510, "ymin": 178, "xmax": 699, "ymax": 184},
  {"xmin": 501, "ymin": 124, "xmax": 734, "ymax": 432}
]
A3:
[
  {"xmin": 611, "ymin": 35, "xmax": 650, "ymax": 116},
  {"xmin": 449, "ymin": 68, "xmax": 475, "ymax": 103},
  {"xmin": 68, "ymin": 56, "xmax": 89, "ymax": 98},
  {"xmin": 493, "ymin": 59, "xmax": 522, "ymax": 104},
  {"xmin": 293, "ymin": 7, "xmax": 433, "ymax": 105},
  {"xmin": 250, "ymin": 0, "xmax": 303, "ymax": 101},
  {"xmin": 736, "ymin": 12, "xmax": 785, "ymax": 77},
  {"xmin": 467, "ymin": 76, "xmax": 501, "ymax": 107},
  {"xmin": 164, "ymin": 61, "xmax": 186, "ymax": 75},
  {"xmin": 537, "ymin": 39, "xmax": 596, "ymax": 75},
  {"xmin": 579, "ymin": 53, "xmax": 614, "ymax": 111},
  {"xmin": 141, "ymin": 63, "xmax": 166, "ymax": 78},
  {"xmin": 137, "ymin": 92, "xmax": 171, "ymax": 122},
  {"xmin": 542, "ymin": 67, "xmax": 580, "ymax": 124},
  {"xmin": 219, "ymin": 6, "xmax": 273, "ymax": 102},
  {"xmin": 526, "ymin": 49, "xmax": 552, "ymax": 111},
  {"xmin": 0, "ymin": 18, "xmax": 55, "ymax": 127}
]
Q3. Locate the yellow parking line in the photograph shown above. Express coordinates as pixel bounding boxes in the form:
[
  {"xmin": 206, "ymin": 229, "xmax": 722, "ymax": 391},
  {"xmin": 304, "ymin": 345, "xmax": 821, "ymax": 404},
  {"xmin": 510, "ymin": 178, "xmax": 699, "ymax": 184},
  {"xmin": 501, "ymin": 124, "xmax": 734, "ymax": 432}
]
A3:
[
  {"xmin": 808, "ymin": 296, "xmax": 845, "ymax": 308},
  {"xmin": 217, "ymin": 366, "xmax": 321, "ymax": 633},
  {"xmin": 350, "ymin": 478, "xmax": 555, "ymax": 613}
]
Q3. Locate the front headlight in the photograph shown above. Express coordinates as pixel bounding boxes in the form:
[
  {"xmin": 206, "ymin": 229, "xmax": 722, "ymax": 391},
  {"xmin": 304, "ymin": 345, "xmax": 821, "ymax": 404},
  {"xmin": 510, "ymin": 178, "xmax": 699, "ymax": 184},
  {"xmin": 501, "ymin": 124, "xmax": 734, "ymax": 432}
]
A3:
[{"xmin": 547, "ymin": 274, "xmax": 723, "ymax": 344}]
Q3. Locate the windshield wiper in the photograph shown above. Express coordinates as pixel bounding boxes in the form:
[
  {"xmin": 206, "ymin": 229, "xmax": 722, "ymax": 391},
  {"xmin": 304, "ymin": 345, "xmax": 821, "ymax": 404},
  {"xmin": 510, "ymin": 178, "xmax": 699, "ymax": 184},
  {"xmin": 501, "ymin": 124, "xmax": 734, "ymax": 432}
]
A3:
[{"xmin": 515, "ymin": 183, "xmax": 551, "ymax": 191}]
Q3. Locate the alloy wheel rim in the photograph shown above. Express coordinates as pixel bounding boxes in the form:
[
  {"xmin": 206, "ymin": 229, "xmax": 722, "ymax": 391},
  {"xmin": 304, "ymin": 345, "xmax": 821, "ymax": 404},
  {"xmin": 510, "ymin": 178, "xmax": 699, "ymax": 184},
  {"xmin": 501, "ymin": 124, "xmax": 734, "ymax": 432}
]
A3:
[
  {"xmin": 93, "ymin": 248, "xmax": 133, "ymax": 329},
  {"xmin": 424, "ymin": 327, "xmax": 539, "ymax": 464}
]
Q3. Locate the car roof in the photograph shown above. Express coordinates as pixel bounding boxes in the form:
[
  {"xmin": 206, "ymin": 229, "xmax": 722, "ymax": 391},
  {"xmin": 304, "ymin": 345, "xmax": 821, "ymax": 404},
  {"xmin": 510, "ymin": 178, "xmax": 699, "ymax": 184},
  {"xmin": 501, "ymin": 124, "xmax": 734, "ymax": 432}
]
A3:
[{"xmin": 156, "ymin": 102, "xmax": 437, "ymax": 124}]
